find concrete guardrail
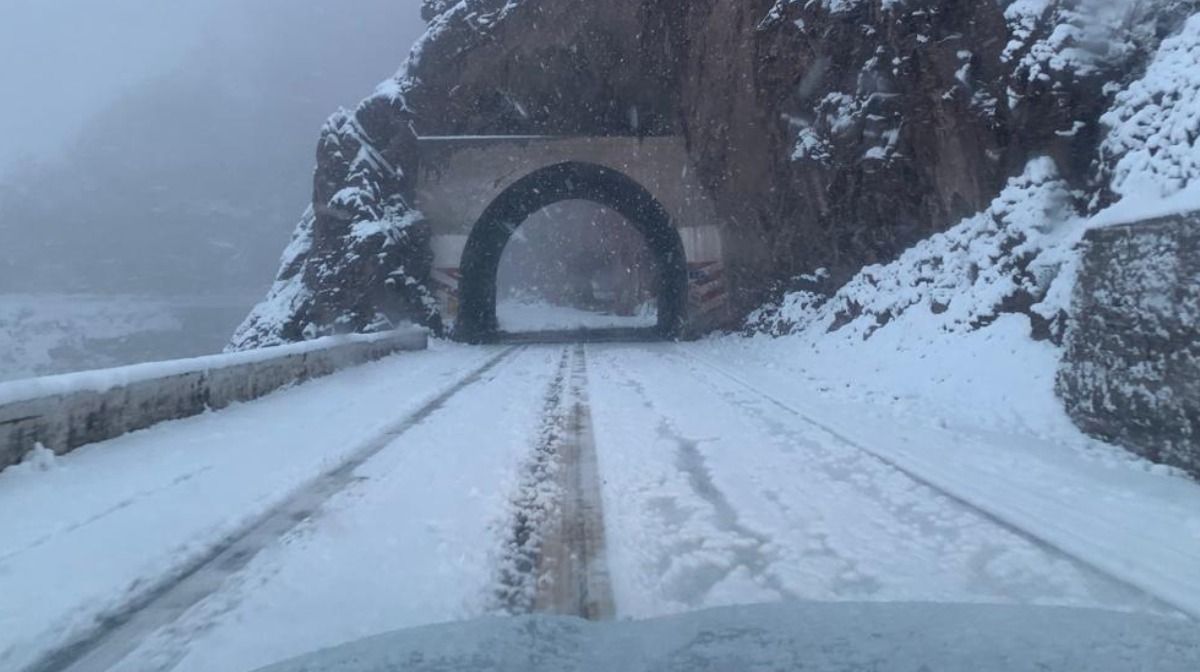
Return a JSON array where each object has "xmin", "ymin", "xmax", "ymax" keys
[{"xmin": 0, "ymin": 329, "xmax": 428, "ymax": 473}]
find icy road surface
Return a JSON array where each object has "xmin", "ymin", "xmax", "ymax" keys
[{"xmin": 0, "ymin": 343, "xmax": 1196, "ymax": 672}]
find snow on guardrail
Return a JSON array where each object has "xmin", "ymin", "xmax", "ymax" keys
[{"xmin": 0, "ymin": 329, "xmax": 428, "ymax": 473}]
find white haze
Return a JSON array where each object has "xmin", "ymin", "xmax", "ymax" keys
[
  {"xmin": 0, "ymin": 0, "xmax": 237, "ymax": 169},
  {"xmin": 0, "ymin": 0, "xmax": 426, "ymax": 298}
]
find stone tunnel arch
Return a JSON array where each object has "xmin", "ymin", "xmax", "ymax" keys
[{"xmin": 455, "ymin": 161, "xmax": 689, "ymax": 343}]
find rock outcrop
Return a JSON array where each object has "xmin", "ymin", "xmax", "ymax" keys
[
  {"xmin": 233, "ymin": 0, "xmax": 1193, "ymax": 348},
  {"xmin": 230, "ymin": 89, "xmax": 439, "ymax": 348}
]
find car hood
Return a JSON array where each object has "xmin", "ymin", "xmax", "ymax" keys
[{"xmin": 256, "ymin": 602, "xmax": 1199, "ymax": 672}]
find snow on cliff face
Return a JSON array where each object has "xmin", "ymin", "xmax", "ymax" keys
[
  {"xmin": 735, "ymin": 165, "xmax": 1091, "ymax": 440},
  {"xmin": 753, "ymin": 1, "xmax": 1200, "ymax": 344},
  {"xmin": 236, "ymin": 0, "xmax": 1198, "ymax": 351},
  {"xmin": 746, "ymin": 4, "xmax": 1200, "ymax": 440},
  {"xmin": 747, "ymin": 158, "xmax": 1083, "ymax": 343},
  {"xmin": 229, "ymin": 78, "xmax": 439, "ymax": 350},
  {"xmin": 1002, "ymin": 0, "xmax": 1142, "ymax": 82},
  {"xmin": 1002, "ymin": 0, "xmax": 1200, "ymax": 81},
  {"xmin": 1096, "ymin": 12, "xmax": 1200, "ymax": 220},
  {"xmin": 228, "ymin": 209, "xmax": 318, "ymax": 350}
]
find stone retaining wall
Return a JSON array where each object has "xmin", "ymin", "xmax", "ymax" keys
[
  {"xmin": 0, "ymin": 329, "xmax": 428, "ymax": 473},
  {"xmin": 1058, "ymin": 213, "xmax": 1199, "ymax": 478}
]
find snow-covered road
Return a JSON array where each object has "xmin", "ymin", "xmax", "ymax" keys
[{"xmin": 1, "ymin": 342, "xmax": 1196, "ymax": 672}]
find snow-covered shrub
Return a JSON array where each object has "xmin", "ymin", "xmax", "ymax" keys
[{"xmin": 1003, "ymin": 0, "xmax": 1136, "ymax": 81}]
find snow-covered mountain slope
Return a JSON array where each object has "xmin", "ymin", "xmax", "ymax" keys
[
  {"xmin": 0, "ymin": 295, "xmax": 251, "ymax": 382},
  {"xmin": 746, "ymin": 8, "xmax": 1200, "ymax": 473},
  {"xmin": 740, "ymin": 161, "xmax": 1090, "ymax": 441}
]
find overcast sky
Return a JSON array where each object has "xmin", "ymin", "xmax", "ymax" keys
[
  {"xmin": 0, "ymin": 0, "xmax": 428, "ymax": 299},
  {"xmin": 0, "ymin": 0, "xmax": 233, "ymax": 169},
  {"xmin": 0, "ymin": 0, "xmax": 423, "ymax": 173}
]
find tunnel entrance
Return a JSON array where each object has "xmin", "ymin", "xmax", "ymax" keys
[
  {"xmin": 455, "ymin": 162, "xmax": 689, "ymax": 343},
  {"xmin": 496, "ymin": 200, "xmax": 661, "ymax": 335}
]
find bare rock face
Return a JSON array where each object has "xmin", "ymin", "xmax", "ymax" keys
[
  {"xmin": 681, "ymin": 1, "xmax": 1022, "ymax": 302},
  {"xmin": 406, "ymin": 2, "xmax": 681, "ymax": 137},
  {"xmin": 233, "ymin": 0, "xmax": 1183, "ymax": 348}
]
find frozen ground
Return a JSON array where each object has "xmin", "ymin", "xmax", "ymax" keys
[
  {"xmin": 496, "ymin": 298, "xmax": 656, "ymax": 332},
  {"xmin": 0, "ymin": 294, "xmax": 253, "ymax": 382},
  {"xmin": 0, "ymin": 341, "xmax": 1196, "ymax": 672}
]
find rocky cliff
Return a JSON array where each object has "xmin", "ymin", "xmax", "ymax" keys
[{"xmin": 232, "ymin": 0, "xmax": 1195, "ymax": 348}]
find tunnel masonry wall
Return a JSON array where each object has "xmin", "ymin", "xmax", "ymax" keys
[
  {"xmin": 1058, "ymin": 213, "xmax": 1200, "ymax": 479},
  {"xmin": 0, "ymin": 329, "xmax": 428, "ymax": 474},
  {"xmin": 415, "ymin": 136, "xmax": 722, "ymax": 236},
  {"xmin": 414, "ymin": 136, "xmax": 733, "ymax": 335}
]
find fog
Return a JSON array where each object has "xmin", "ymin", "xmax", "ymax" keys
[
  {"xmin": 495, "ymin": 202, "xmax": 660, "ymax": 333},
  {"xmin": 0, "ymin": 0, "xmax": 660, "ymax": 376},
  {"xmin": 498, "ymin": 203, "xmax": 659, "ymax": 312},
  {"xmin": 0, "ymin": 0, "xmax": 426, "ymax": 298},
  {"xmin": 0, "ymin": 0, "xmax": 427, "ymax": 378},
  {"xmin": 0, "ymin": 0, "xmax": 236, "ymax": 168}
]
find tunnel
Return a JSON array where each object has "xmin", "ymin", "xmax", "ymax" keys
[{"xmin": 455, "ymin": 161, "xmax": 689, "ymax": 343}]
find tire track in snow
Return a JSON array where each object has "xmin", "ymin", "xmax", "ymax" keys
[
  {"xmin": 29, "ymin": 346, "xmax": 523, "ymax": 672},
  {"xmin": 493, "ymin": 347, "xmax": 572, "ymax": 613},
  {"xmin": 494, "ymin": 344, "xmax": 615, "ymax": 620},
  {"xmin": 677, "ymin": 348, "xmax": 1191, "ymax": 619},
  {"xmin": 669, "ymin": 430, "xmax": 800, "ymax": 602},
  {"xmin": 597, "ymin": 349, "xmax": 798, "ymax": 608}
]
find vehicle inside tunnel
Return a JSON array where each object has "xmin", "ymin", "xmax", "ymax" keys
[{"xmin": 454, "ymin": 162, "xmax": 689, "ymax": 343}]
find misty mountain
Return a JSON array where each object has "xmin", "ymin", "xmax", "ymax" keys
[{"xmin": 0, "ymin": 0, "xmax": 424, "ymax": 297}]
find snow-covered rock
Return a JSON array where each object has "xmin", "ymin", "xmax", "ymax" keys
[
  {"xmin": 1097, "ymin": 11, "xmax": 1200, "ymax": 210},
  {"xmin": 747, "ymin": 158, "xmax": 1084, "ymax": 344},
  {"xmin": 229, "ymin": 95, "xmax": 440, "ymax": 350},
  {"xmin": 749, "ymin": 4, "xmax": 1200, "ymax": 475}
]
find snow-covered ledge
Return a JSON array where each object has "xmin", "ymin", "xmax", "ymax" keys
[
  {"xmin": 0, "ymin": 329, "xmax": 428, "ymax": 473},
  {"xmin": 1059, "ymin": 212, "xmax": 1199, "ymax": 479}
]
